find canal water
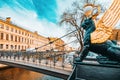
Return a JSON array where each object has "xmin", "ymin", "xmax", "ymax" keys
[{"xmin": 0, "ymin": 68, "xmax": 63, "ymax": 80}]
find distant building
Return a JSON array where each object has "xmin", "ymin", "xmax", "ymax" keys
[
  {"xmin": 64, "ymin": 45, "xmax": 73, "ymax": 51},
  {"xmin": 48, "ymin": 37, "xmax": 65, "ymax": 51},
  {"xmin": 0, "ymin": 17, "xmax": 50, "ymax": 51},
  {"xmin": 0, "ymin": 17, "xmax": 70, "ymax": 51}
]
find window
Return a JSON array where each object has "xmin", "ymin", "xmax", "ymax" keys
[
  {"xmin": 6, "ymin": 45, "xmax": 8, "ymax": 49},
  {"xmin": 22, "ymin": 46, "xmax": 24, "ymax": 50},
  {"xmin": 6, "ymin": 26, "xmax": 9, "ymax": 30},
  {"xmin": 22, "ymin": 38, "xmax": 24, "ymax": 42},
  {"xmin": 25, "ymin": 38, "xmax": 26, "ymax": 43},
  {"xmin": 6, "ymin": 34, "xmax": 9, "ymax": 40},
  {"xmin": 11, "ymin": 28, "xmax": 13, "ymax": 32},
  {"xmin": 15, "ymin": 29, "xmax": 17, "ymax": 33},
  {"xmin": 15, "ymin": 45, "xmax": 17, "ymax": 49},
  {"xmin": 0, "ymin": 24, "xmax": 4, "ymax": 29},
  {"xmin": 27, "ymin": 39, "xmax": 29, "ymax": 44},
  {"xmin": 1, "ymin": 33, "xmax": 4, "ymax": 39},
  {"xmin": 22, "ymin": 32, "xmax": 24, "ymax": 35},
  {"xmin": 18, "ymin": 45, "xmax": 20, "ymax": 50},
  {"xmin": 0, "ymin": 44, "xmax": 3, "ymax": 49},
  {"xmin": 11, "ymin": 45, "xmax": 14, "ymax": 49},
  {"xmin": 15, "ymin": 36, "xmax": 17, "ymax": 42},
  {"xmin": 19, "ymin": 30, "xmax": 21, "ymax": 34},
  {"xmin": 11, "ymin": 35, "xmax": 13, "ymax": 41},
  {"xmin": 25, "ymin": 33, "xmax": 27, "ymax": 36},
  {"xmin": 19, "ymin": 37, "xmax": 20, "ymax": 42}
]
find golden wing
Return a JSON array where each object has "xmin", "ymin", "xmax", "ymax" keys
[{"xmin": 91, "ymin": 0, "xmax": 120, "ymax": 43}]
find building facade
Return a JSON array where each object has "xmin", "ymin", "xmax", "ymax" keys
[
  {"xmin": 48, "ymin": 37, "xmax": 65, "ymax": 51},
  {"xmin": 0, "ymin": 17, "xmax": 50, "ymax": 51},
  {"xmin": 0, "ymin": 17, "xmax": 84, "ymax": 52}
]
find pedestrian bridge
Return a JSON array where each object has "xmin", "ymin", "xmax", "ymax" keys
[
  {"xmin": 1, "ymin": 51, "xmax": 120, "ymax": 80},
  {"xmin": 0, "ymin": 51, "xmax": 73, "ymax": 79}
]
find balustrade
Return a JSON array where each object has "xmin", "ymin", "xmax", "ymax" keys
[{"xmin": 0, "ymin": 51, "xmax": 73, "ymax": 70}]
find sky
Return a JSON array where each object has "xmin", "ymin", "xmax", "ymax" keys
[
  {"xmin": 0, "ymin": 0, "xmax": 75, "ymax": 38},
  {"xmin": 0, "ymin": 0, "xmax": 119, "ymax": 47}
]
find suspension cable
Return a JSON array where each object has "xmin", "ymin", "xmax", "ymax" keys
[
  {"xmin": 52, "ymin": 39, "xmax": 78, "ymax": 50},
  {"xmin": 35, "ymin": 28, "xmax": 79, "ymax": 50}
]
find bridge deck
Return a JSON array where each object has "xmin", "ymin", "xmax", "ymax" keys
[{"xmin": 0, "ymin": 57, "xmax": 72, "ymax": 79}]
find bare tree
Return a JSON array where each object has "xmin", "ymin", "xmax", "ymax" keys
[
  {"xmin": 60, "ymin": 0, "xmax": 104, "ymax": 51},
  {"xmin": 60, "ymin": 11, "xmax": 84, "ymax": 51}
]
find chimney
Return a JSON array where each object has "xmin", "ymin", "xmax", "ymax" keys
[{"xmin": 6, "ymin": 17, "xmax": 11, "ymax": 23}]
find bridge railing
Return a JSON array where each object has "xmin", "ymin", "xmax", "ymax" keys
[{"xmin": 0, "ymin": 50, "xmax": 73, "ymax": 71}]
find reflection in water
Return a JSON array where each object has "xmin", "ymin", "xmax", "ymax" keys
[{"xmin": 0, "ymin": 68, "xmax": 63, "ymax": 80}]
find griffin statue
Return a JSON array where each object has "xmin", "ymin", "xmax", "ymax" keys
[{"xmin": 76, "ymin": 0, "xmax": 120, "ymax": 64}]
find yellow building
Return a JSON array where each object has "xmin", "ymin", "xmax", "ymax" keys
[
  {"xmin": 0, "ymin": 17, "xmax": 50, "ymax": 51},
  {"xmin": 48, "ymin": 37, "xmax": 65, "ymax": 51}
]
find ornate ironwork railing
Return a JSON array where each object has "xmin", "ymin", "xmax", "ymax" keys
[{"xmin": 0, "ymin": 50, "xmax": 74, "ymax": 71}]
